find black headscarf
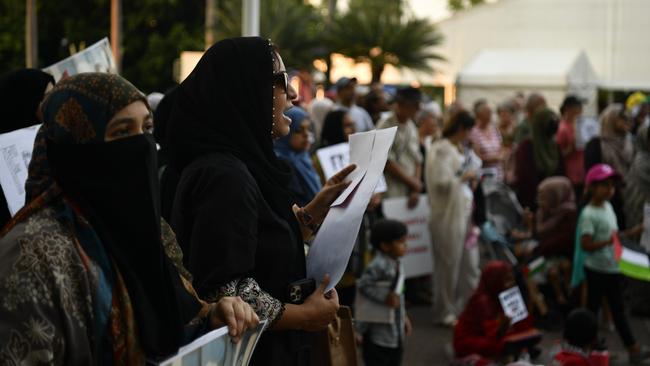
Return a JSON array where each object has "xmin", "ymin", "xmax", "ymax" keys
[
  {"xmin": 320, "ymin": 110, "xmax": 347, "ymax": 147},
  {"xmin": 0, "ymin": 68, "xmax": 54, "ymax": 133},
  {"xmin": 153, "ymin": 86, "xmax": 178, "ymax": 169},
  {"xmin": 164, "ymin": 37, "xmax": 295, "ymax": 225},
  {"xmin": 39, "ymin": 73, "xmax": 199, "ymax": 358},
  {"xmin": 0, "ymin": 69, "xmax": 54, "ymax": 228}
]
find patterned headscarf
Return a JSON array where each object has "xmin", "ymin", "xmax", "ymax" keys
[{"xmin": 25, "ymin": 74, "xmax": 145, "ymax": 201}]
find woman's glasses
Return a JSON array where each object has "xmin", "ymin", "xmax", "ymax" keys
[{"xmin": 273, "ymin": 71, "xmax": 289, "ymax": 94}]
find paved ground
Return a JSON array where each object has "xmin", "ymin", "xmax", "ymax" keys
[{"xmin": 395, "ymin": 305, "xmax": 650, "ymax": 365}]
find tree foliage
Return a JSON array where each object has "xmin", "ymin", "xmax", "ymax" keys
[
  {"xmin": 213, "ymin": 0, "xmax": 326, "ymax": 71},
  {"xmin": 448, "ymin": 0, "xmax": 486, "ymax": 12},
  {"xmin": 0, "ymin": 0, "xmax": 203, "ymax": 93},
  {"xmin": 327, "ymin": 0, "xmax": 444, "ymax": 83}
]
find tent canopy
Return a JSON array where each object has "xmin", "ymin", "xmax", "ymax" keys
[{"xmin": 457, "ymin": 49, "xmax": 599, "ymax": 88}]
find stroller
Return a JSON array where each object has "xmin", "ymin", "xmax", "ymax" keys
[{"xmin": 475, "ymin": 177, "xmax": 524, "ymax": 264}]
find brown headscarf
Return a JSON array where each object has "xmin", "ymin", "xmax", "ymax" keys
[
  {"xmin": 600, "ymin": 104, "xmax": 634, "ymax": 176},
  {"xmin": 536, "ymin": 176, "xmax": 576, "ymax": 239}
]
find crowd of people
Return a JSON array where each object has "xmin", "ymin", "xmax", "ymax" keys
[{"xmin": 0, "ymin": 35, "xmax": 649, "ymax": 366}]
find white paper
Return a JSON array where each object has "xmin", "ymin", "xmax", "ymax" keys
[
  {"xmin": 307, "ymin": 127, "xmax": 397, "ymax": 291},
  {"xmin": 42, "ymin": 38, "xmax": 117, "ymax": 81},
  {"xmin": 640, "ymin": 202, "xmax": 650, "ymax": 252},
  {"xmin": 157, "ymin": 320, "xmax": 267, "ymax": 366},
  {"xmin": 381, "ymin": 194, "xmax": 434, "ymax": 278},
  {"xmin": 498, "ymin": 287, "xmax": 529, "ymax": 324},
  {"xmin": 0, "ymin": 125, "xmax": 40, "ymax": 216},
  {"xmin": 354, "ymin": 282, "xmax": 395, "ymax": 324},
  {"xmin": 576, "ymin": 116, "xmax": 600, "ymax": 150},
  {"xmin": 316, "ymin": 142, "xmax": 387, "ymax": 194}
]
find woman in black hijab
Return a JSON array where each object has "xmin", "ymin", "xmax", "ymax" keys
[
  {"xmin": 164, "ymin": 37, "xmax": 354, "ymax": 365},
  {"xmin": 320, "ymin": 109, "xmax": 356, "ymax": 147},
  {"xmin": 0, "ymin": 73, "xmax": 258, "ymax": 364},
  {"xmin": 0, "ymin": 69, "xmax": 55, "ymax": 228}
]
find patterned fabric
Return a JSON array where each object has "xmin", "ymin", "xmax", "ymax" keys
[
  {"xmin": 41, "ymin": 73, "xmax": 145, "ymax": 145},
  {"xmin": 1, "ymin": 73, "xmax": 208, "ymax": 364},
  {"xmin": 469, "ymin": 124, "xmax": 503, "ymax": 181},
  {"xmin": 212, "ymin": 278, "xmax": 284, "ymax": 329}
]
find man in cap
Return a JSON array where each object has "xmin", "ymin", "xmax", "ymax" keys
[
  {"xmin": 377, "ymin": 87, "xmax": 424, "ymax": 208},
  {"xmin": 334, "ymin": 77, "xmax": 375, "ymax": 133}
]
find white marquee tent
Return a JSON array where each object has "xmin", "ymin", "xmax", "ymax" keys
[
  {"xmin": 431, "ymin": 0, "xmax": 650, "ymax": 102},
  {"xmin": 456, "ymin": 49, "xmax": 599, "ymax": 115}
]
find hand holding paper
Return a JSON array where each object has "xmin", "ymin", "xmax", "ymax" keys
[
  {"xmin": 304, "ymin": 164, "xmax": 356, "ymax": 223},
  {"xmin": 307, "ymin": 127, "xmax": 397, "ymax": 291}
]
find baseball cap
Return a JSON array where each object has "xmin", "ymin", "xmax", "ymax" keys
[
  {"xmin": 585, "ymin": 163, "xmax": 620, "ymax": 187},
  {"xmin": 560, "ymin": 95, "xmax": 585, "ymax": 113},
  {"xmin": 335, "ymin": 77, "xmax": 357, "ymax": 91}
]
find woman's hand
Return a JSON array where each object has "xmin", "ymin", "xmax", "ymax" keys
[
  {"xmin": 301, "ymin": 274, "xmax": 340, "ymax": 331},
  {"xmin": 210, "ymin": 296, "xmax": 260, "ymax": 343},
  {"xmin": 496, "ymin": 314, "xmax": 512, "ymax": 337},
  {"xmin": 304, "ymin": 164, "xmax": 356, "ymax": 223},
  {"xmin": 461, "ymin": 169, "xmax": 477, "ymax": 182},
  {"xmin": 385, "ymin": 293, "xmax": 400, "ymax": 309},
  {"xmin": 407, "ymin": 191, "xmax": 419, "ymax": 209},
  {"xmin": 405, "ymin": 315, "xmax": 413, "ymax": 336}
]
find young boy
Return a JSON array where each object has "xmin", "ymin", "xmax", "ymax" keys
[
  {"xmin": 552, "ymin": 309, "xmax": 598, "ymax": 366},
  {"xmin": 357, "ymin": 219, "xmax": 412, "ymax": 366}
]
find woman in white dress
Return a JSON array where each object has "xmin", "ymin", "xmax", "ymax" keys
[{"xmin": 425, "ymin": 110, "xmax": 481, "ymax": 327}]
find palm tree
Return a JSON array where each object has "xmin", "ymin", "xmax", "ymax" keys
[
  {"xmin": 327, "ymin": 0, "xmax": 444, "ymax": 83},
  {"xmin": 213, "ymin": 0, "xmax": 326, "ymax": 71}
]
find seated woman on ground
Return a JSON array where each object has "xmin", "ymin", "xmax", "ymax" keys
[{"xmin": 453, "ymin": 261, "xmax": 540, "ymax": 364}]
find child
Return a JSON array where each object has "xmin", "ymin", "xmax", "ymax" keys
[
  {"xmin": 357, "ymin": 219, "xmax": 412, "ymax": 366},
  {"xmin": 571, "ymin": 164, "xmax": 649, "ymax": 364},
  {"xmin": 552, "ymin": 309, "xmax": 598, "ymax": 366}
]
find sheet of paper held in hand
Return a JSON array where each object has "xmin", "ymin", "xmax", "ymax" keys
[
  {"xmin": 307, "ymin": 127, "xmax": 397, "ymax": 291},
  {"xmin": 316, "ymin": 142, "xmax": 388, "ymax": 193},
  {"xmin": 157, "ymin": 320, "xmax": 267, "ymax": 366},
  {"xmin": 0, "ymin": 124, "xmax": 40, "ymax": 216},
  {"xmin": 498, "ymin": 286, "xmax": 529, "ymax": 324}
]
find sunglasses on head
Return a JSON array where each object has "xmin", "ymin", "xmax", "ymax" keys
[{"xmin": 273, "ymin": 71, "xmax": 289, "ymax": 94}]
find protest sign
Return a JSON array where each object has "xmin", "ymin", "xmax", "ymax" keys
[
  {"xmin": 158, "ymin": 321, "xmax": 266, "ymax": 366},
  {"xmin": 640, "ymin": 202, "xmax": 650, "ymax": 252},
  {"xmin": 316, "ymin": 142, "xmax": 387, "ymax": 193},
  {"xmin": 498, "ymin": 286, "xmax": 528, "ymax": 324},
  {"xmin": 0, "ymin": 125, "xmax": 40, "ymax": 215},
  {"xmin": 42, "ymin": 38, "xmax": 116, "ymax": 81},
  {"xmin": 382, "ymin": 194, "xmax": 434, "ymax": 278}
]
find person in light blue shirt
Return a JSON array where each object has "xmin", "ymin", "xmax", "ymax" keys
[{"xmin": 571, "ymin": 163, "xmax": 649, "ymax": 364}]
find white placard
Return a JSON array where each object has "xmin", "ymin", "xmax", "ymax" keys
[
  {"xmin": 157, "ymin": 320, "xmax": 267, "ymax": 366},
  {"xmin": 381, "ymin": 194, "xmax": 434, "ymax": 278},
  {"xmin": 42, "ymin": 38, "xmax": 117, "ymax": 81},
  {"xmin": 576, "ymin": 116, "xmax": 600, "ymax": 150},
  {"xmin": 0, "ymin": 125, "xmax": 40, "ymax": 215},
  {"xmin": 640, "ymin": 202, "xmax": 650, "ymax": 252},
  {"xmin": 354, "ymin": 282, "xmax": 395, "ymax": 324},
  {"xmin": 316, "ymin": 142, "xmax": 387, "ymax": 193},
  {"xmin": 498, "ymin": 287, "xmax": 529, "ymax": 324},
  {"xmin": 307, "ymin": 128, "xmax": 397, "ymax": 291}
]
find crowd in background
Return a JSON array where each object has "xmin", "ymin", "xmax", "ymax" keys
[{"xmin": 0, "ymin": 35, "xmax": 649, "ymax": 366}]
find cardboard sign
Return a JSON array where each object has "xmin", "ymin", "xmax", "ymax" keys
[
  {"xmin": 382, "ymin": 194, "xmax": 434, "ymax": 278},
  {"xmin": 0, "ymin": 125, "xmax": 40, "ymax": 215},
  {"xmin": 498, "ymin": 286, "xmax": 528, "ymax": 324},
  {"xmin": 316, "ymin": 142, "xmax": 387, "ymax": 193},
  {"xmin": 42, "ymin": 38, "xmax": 117, "ymax": 81},
  {"xmin": 157, "ymin": 321, "xmax": 266, "ymax": 366}
]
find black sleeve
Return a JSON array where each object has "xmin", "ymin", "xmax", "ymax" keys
[
  {"xmin": 172, "ymin": 159, "xmax": 260, "ymax": 298},
  {"xmin": 584, "ymin": 137, "xmax": 601, "ymax": 172}
]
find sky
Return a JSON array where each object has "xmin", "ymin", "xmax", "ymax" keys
[{"xmin": 408, "ymin": 0, "xmax": 452, "ymax": 22}]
